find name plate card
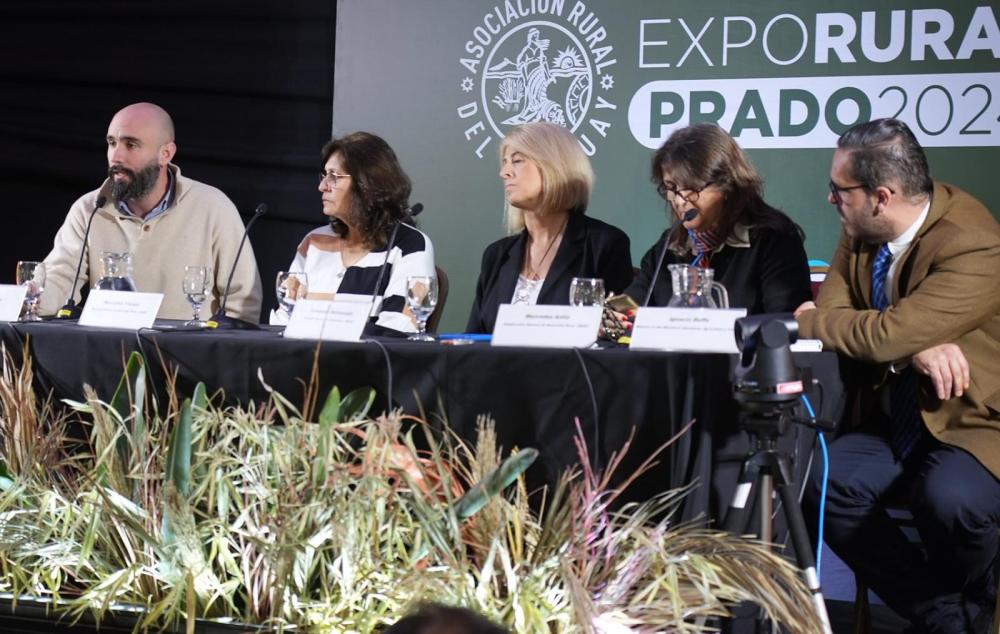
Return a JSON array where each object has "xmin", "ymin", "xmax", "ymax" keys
[
  {"xmin": 282, "ymin": 299, "xmax": 369, "ymax": 342},
  {"xmin": 79, "ymin": 290, "xmax": 163, "ymax": 330},
  {"xmin": 630, "ymin": 307, "xmax": 748, "ymax": 353},
  {"xmin": 0, "ymin": 285, "xmax": 27, "ymax": 322},
  {"xmin": 491, "ymin": 304, "xmax": 601, "ymax": 348}
]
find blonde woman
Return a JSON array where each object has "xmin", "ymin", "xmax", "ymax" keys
[{"xmin": 466, "ymin": 122, "xmax": 632, "ymax": 333}]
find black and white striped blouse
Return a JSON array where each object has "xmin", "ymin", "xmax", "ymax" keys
[{"xmin": 270, "ymin": 223, "xmax": 435, "ymax": 332}]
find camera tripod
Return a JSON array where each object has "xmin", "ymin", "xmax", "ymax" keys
[{"xmin": 722, "ymin": 406, "xmax": 833, "ymax": 634}]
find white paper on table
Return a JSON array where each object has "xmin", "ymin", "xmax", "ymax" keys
[
  {"xmin": 79, "ymin": 290, "xmax": 163, "ymax": 330},
  {"xmin": 282, "ymin": 298, "xmax": 369, "ymax": 342},
  {"xmin": 629, "ymin": 307, "xmax": 748, "ymax": 353},
  {"xmin": 491, "ymin": 304, "xmax": 601, "ymax": 348},
  {"xmin": 0, "ymin": 285, "xmax": 28, "ymax": 322}
]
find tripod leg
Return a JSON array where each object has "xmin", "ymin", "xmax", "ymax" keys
[
  {"xmin": 723, "ymin": 457, "xmax": 761, "ymax": 534},
  {"xmin": 776, "ymin": 480, "xmax": 833, "ymax": 634},
  {"xmin": 758, "ymin": 473, "xmax": 773, "ymax": 544}
]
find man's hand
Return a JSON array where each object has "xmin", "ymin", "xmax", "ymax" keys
[
  {"xmin": 911, "ymin": 343, "xmax": 970, "ymax": 400},
  {"xmin": 794, "ymin": 301, "xmax": 816, "ymax": 317}
]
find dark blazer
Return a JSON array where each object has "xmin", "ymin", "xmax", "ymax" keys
[
  {"xmin": 624, "ymin": 220, "xmax": 811, "ymax": 314},
  {"xmin": 466, "ymin": 213, "xmax": 633, "ymax": 333}
]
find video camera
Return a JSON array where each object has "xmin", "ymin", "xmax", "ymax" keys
[{"xmin": 732, "ymin": 313, "xmax": 804, "ymax": 409}]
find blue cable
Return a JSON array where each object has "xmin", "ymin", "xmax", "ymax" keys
[{"xmin": 800, "ymin": 393, "xmax": 829, "ymax": 576}]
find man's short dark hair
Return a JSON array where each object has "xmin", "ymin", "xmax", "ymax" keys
[
  {"xmin": 836, "ymin": 118, "xmax": 933, "ymax": 199},
  {"xmin": 382, "ymin": 603, "xmax": 509, "ymax": 634}
]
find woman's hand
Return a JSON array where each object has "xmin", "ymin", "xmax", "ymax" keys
[{"xmin": 599, "ymin": 308, "xmax": 634, "ymax": 340}]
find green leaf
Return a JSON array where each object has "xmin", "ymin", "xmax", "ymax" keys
[
  {"xmin": 454, "ymin": 448, "xmax": 538, "ymax": 519},
  {"xmin": 189, "ymin": 382, "xmax": 209, "ymax": 487},
  {"xmin": 317, "ymin": 386, "xmax": 342, "ymax": 426},
  {"xmin": 167, "ymin": 397, "xmax": 194, "ymax": 497},
  {"xmin": 109, "ymin": 352, "xmax": 144, "ymax": 421},
  {"xmin": 0, "ymin": 460, "xmax": 13, "ymax": 491},
  {"xmin": 130, "ymin": 361, "xmax": 147, "ymax": 492},
  {"xmin": 110, "ymin": 352, "xmax": 145, "ymax": 469},
  {"xmin": 340, "ymin": 387, "xmax": 376, "ymax": 421},
  {"xmin": 191, "ymin": 382, "xmax": 207, "ymax": 412}
]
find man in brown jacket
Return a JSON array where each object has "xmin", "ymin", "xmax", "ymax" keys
[{"xmin": 796, "ymin": 118, "xmax": 1000, "ymax": 633}]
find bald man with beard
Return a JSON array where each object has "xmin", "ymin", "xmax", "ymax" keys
[{"xmin": 40, "ymin": 102, "xmax": 262, "ymax": 322}]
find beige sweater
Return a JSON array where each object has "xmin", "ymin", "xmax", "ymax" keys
[{"xmin": 40, "ymin": 165, "xmax": 263, "ymax": 322}]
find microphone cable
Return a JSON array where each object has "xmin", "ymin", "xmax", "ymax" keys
[
  {"xmin": 572, "ymin": 347, "xmax": 603, "ymax": 474},
  {"xmin": 364, "ymin": 337, "xmax": 395, "ymax": 415}
]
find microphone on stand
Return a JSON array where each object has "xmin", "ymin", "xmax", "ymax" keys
[
  {"xmin": 205, "ymin": 203, "xmax": 268, "ymax": 330},
  {"xmin": 642, "ymin": 208, "xmax": 698, "ymax": 307},
  {"xmin": 365, "ymin": 203, "xmax": 424, "ymax": 325},
  {"xmin": 57, "ymin": 195, "xmax": 108, "ymax": 319}
]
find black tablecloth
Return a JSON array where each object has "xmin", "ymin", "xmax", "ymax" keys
[{"xmin": 0, "ymin": 321, "xmax": 844, "ymax": 524}]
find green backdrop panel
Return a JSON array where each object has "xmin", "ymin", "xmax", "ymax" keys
[{"xmin": 333, "ymin": 0, "xmax": 1000, "ymax": 332}]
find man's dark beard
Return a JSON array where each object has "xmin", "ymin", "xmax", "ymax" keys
[{"xmin": 108, "ymin": 161, "xmax": 161, "ymax": 203}]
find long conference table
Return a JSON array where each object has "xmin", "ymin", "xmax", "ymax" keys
[{"xmin": 0, "ymin": 320, "xmax": 844, "ymax": 524}]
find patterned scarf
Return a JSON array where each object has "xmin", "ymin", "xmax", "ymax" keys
[{"xmin": 687, "ymin": 228, "xmax": 724, "ymax": 268}]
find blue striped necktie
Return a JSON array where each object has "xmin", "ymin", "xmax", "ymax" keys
[{"xmin": 871, "ymin": 244, "xmax": 922, "ymax": 459}]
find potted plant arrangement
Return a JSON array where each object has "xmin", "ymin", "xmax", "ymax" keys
[{"xmin": 0, "ymin": 348, "xmax": 824, "ymax": 633}]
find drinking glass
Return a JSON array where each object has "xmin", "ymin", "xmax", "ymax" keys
[
  {"xmin": 182, "ymin": 266, "xmax": 212, "ymax": 326},
  {"xmin": 569, "ymin": 277, "xmax": 605, "ymax": 307},
  {"xmin": 276, "ymin": 271, "xmax": 308, "ymax": 317},
  {"xmin": 406, "ymin": 275, "xmax": 438, "ymax": 341},
  {"xmin": 16, "ymin": 261, "xmax": 46, "ymax": 321}
]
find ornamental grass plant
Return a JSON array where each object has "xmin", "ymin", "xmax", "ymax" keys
[{"xmin": 0, "ymin": 345, "xmax": 824, "ymax": 633}]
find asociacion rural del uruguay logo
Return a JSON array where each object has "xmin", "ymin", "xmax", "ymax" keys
[{"xmin": 456, "ymin": 1, "xmax": 618, "ymax": 158}]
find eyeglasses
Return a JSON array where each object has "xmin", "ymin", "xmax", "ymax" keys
[
  {"xmin": 828, "ymin": 181, "xmax": 869, "ymax": 205},
  {"xmin": 657, "ymin": 181, "xmax": 712, "ymax": 205},
  {"xmin": 828, "ymin": 181, "xmax": 896, "ymax": 205},
  {"xmin": 319, "ymin": 170, "xmax": 351, "ymax": 187}
]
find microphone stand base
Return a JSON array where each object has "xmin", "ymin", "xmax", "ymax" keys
[
  {"xmin": 205, "ymin": 313, "xmax": 260, "ymax": 331},
  {"xmin": 56, "ymin": 304, "xmax": 82, "ymax": 320}
]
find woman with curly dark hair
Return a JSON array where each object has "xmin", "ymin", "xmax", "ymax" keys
[{"xmin": 270, "ymin": 131, "xmax": 435, "ymax": 332}]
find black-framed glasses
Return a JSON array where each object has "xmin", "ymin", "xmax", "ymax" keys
[
  {"xmin": 828, "ymin": 180, "xmax": 869, "ymax": 204},
  {"xmin": 657, "ymin": 181, "xmax": 712, "ymax": 205},
  {"xmin": 319, "ymin": 171, "xmax": 351, "ymax": 187}
]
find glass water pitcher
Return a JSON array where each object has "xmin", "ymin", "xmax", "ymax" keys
[
  {"xmin": 94, "ymin": 251, "xmax": 137, "ymax": 291},
  {"xmin": 667, "ymin": 264, "xmax": 729, "ymax": 308}
]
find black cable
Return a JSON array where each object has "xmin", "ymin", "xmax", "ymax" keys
[
  {"xmin": 815, "ymin": 378, "xmax": 826, "ymax": 422},
  {"xmin": 571, "ymin": 347, "xmax": 602, "ymax": 473},
  {"xmin": 364, "ymin": 338, "xmax": 394, "ymax": 414},
  {"xmin": 798, "ymin": 374, "xmax": 827, "ymax": 505},
  {"xmin": 134, "ymin": 327, "xmax": 155, "ymax": 370}
]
